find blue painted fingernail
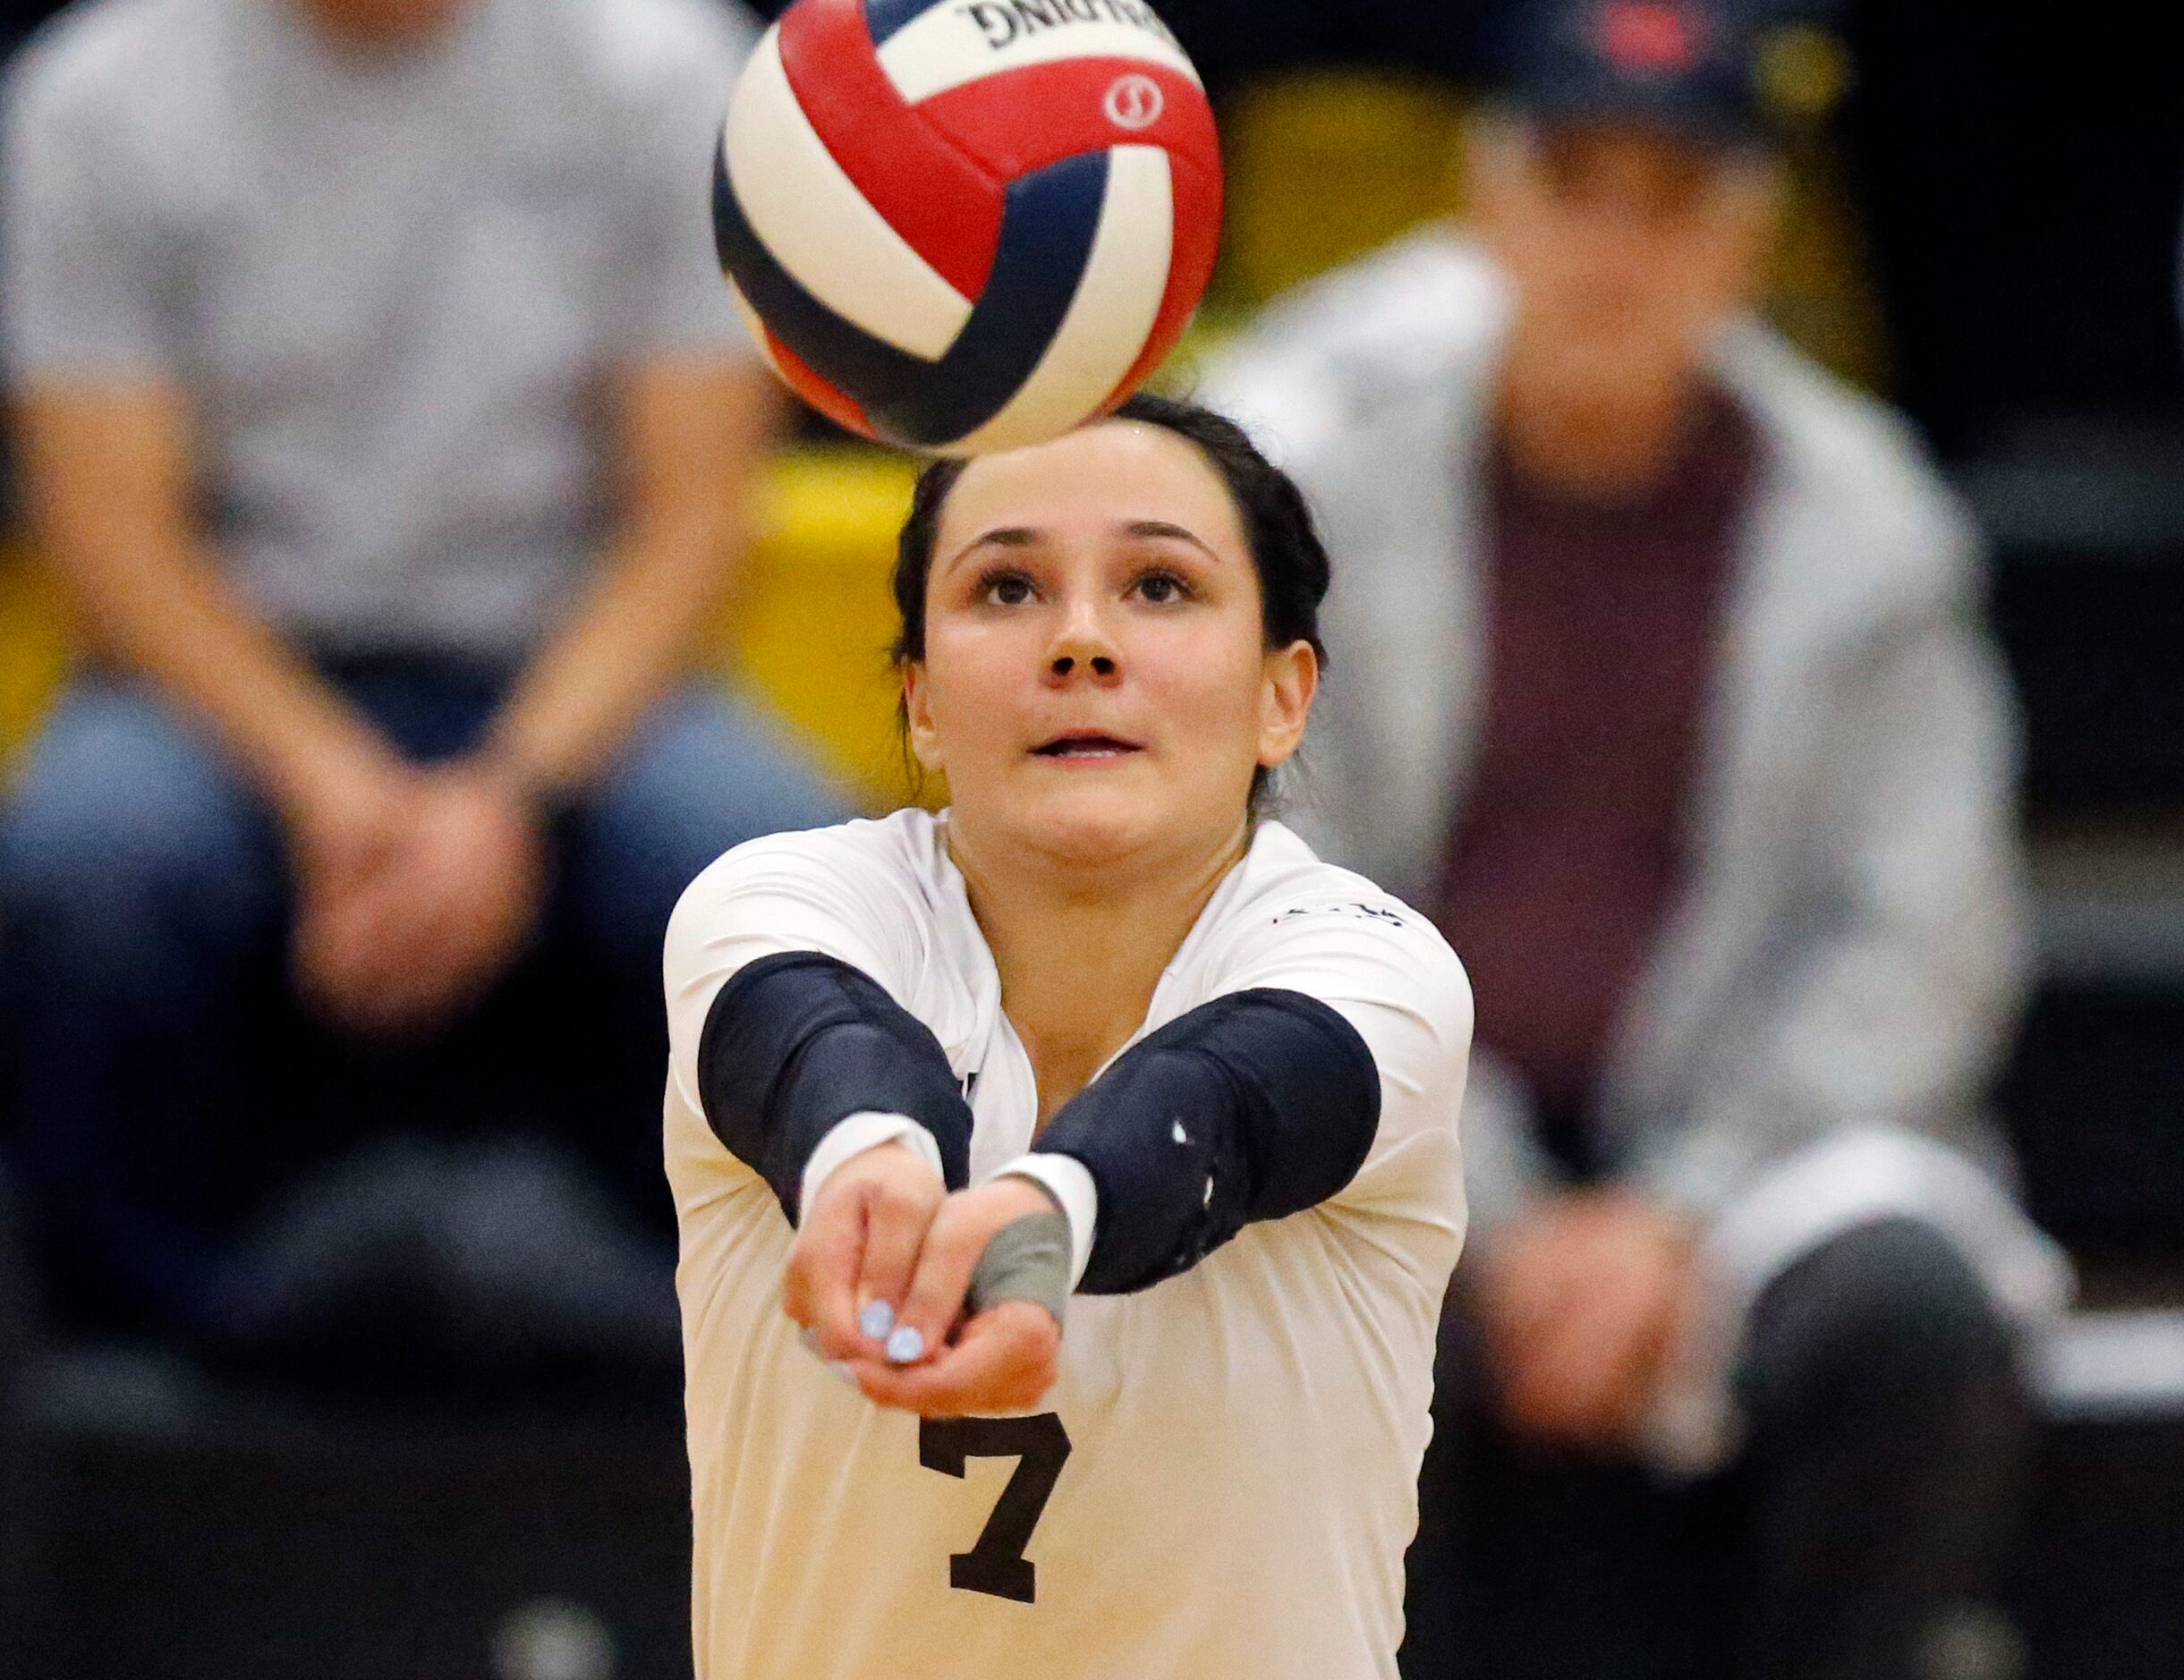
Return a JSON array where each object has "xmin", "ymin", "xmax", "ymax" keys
[
  {"xmin": 885, "ymin": 1325, "xmax": 925, "ymax": 1364},
  {"xmin": 859, "ymin": 1301, "xmax": 896, "ymax": 1341},
  {"xmin": 827, "ymin": 1361, "xmax": 860, "ymax": 1388},
  {"xmin": 798, "ymin": 1327, "xmax": 821, "ymax": 1356}
]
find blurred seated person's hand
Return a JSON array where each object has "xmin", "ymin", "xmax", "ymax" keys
[
  {"xmin": 1478, "ymin": 1189, "xmax": 1697, "ymax": 1450},
  {"xmin": 292, "ymin": 752, "xmax": 547, "ymax": 1039}
]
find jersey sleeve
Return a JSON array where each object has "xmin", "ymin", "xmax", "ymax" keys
[
  {"xmin": 663, "ymin": 830, "xmax": 926, "ymax": 1146},
  {"xmin": 1212, "ymin": 884, "xmax": 1474, "ymax": 1229},
  {"xmin": 1, "ymin": 29, "xmax": 174, "ymax": 382},
  {"xmin": 1033, "ymin": 872, "xmax": 1473, "ymax": 1294}
]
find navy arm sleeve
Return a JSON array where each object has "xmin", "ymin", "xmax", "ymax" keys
[
  {"xmin": 695, "ymin": 951, "xmax": 973, "ymax": 1225},
  {"xmin": 1038, "ymin": 988, "xmax": 1381, "ymax": 1295}
]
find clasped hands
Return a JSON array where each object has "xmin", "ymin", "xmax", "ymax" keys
[
  {"xmin": 287, "ymin": 745, "xmax": 547, "ymax": 1039},
  {"xmin": 1476, "ymin": 1190, "xmax": 1699, "ymax": 1450},
  {"xmin": 785, "ymin": 1141, "xmax": 1064, "ymax": 1418}
]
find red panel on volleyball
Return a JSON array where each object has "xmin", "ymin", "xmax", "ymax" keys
[
  {"xmin": 776, "ymin": 0, "xmax": 1007, "ymax": 302},
  {"xmin": 912, "ymin": 59, "xmax": 1218, "ymax": 184}
]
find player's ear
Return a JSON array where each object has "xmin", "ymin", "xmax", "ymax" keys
[
  {"xmin": 902, "ymin": 659, "xmax": 946, "ymax": 773},
  {"xmin": 1256, "ymin": 641, "xmax": 1317, "ymax": 770}
]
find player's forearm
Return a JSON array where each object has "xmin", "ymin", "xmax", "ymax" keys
[
  {"xmin": 15, "ymin": 383, "xmax": 395, "ymax": 814},
  {"xmin": 1040, "ymin": 988, "xmax": 1383, "ymax": 1294},
  {"xmin": 72, "ymin": 536, "xmax": 395, "ymax": 808},
  {"xmin": 31, "ymin": 510, "xmax": 393, "ymax": 819},
  {"xmin": 482, "ymin": 358, "xmax": 780, "ymax": 802},
  {"xmin": 480, "ymin": 512, "xmax": 740, "ymax": 802},
  {"xmin": 698, "ymin": 951, "xmax": 974, "ymax": 1222}
]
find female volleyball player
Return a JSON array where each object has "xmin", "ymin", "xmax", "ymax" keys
[{"xmin": 664, "ymin": 395, "xmax": 1472, "ymax": 1678}]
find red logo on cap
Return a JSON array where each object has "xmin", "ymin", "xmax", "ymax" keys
[{"xmin": 1595, "ymin": 2, "xmax": 1704, "ymax": 72}]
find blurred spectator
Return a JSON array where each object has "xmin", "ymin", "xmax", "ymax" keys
[
  {"xmin": 1208, "ymin": 3, "xmax": 2070, "ymax": 1676},
  {"xmin": 0, "ymin": 0, "xmax": 843, "ymax": 1372}
]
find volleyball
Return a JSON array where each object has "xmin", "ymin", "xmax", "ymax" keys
[{"xmin": 712, "ymin": 0, "xmax": 1223, "ymax": 455}]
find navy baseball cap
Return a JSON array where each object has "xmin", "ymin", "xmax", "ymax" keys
[{"xmin": 1494, "ymin": 0, "xmax": 1807, "ymax": 146}]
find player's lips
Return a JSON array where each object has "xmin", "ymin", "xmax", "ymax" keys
[{"xmin": 1030, "ymin": 733, "xmax": 1143, "ymax": 760}]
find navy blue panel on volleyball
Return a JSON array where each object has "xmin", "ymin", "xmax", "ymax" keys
[
  {"xmin": 862, "ymin": 0, "xmax": 953, "ymax": 46},
  {"xmin": 711, "ymin": 147, "xmax": 932, "ymax": 412},
  {"xmin": 871, "ymin": 149, "xmax": 1112, "ymax": 448}
]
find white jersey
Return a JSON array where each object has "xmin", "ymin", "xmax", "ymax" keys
[{"xmin": 665, "ymin": 810, "xmax": 1472, "ymax": 1680}]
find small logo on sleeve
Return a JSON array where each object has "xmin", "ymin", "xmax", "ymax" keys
[{"xmin": 1273, "ymin": 901, "xmax": 1412, "ymax": 929}]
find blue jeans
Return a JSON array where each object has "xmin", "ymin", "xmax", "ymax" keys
[{"xmin": 0, "ymin": 665, "xmax": 847, "ymax": 1336}]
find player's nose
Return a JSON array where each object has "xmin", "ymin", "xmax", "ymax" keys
[{"xmin": 1044, "ymin": 598, "xmax": 1121, "ymax": 683}]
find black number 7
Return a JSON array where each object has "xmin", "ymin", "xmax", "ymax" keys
[{"xmin": 918, "ymin": 1413, "xmax": 1072, "ymax": 1604}]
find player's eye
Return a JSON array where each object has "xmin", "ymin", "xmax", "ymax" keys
[
  {"xmin": 978, "ymin": 568, "xmax": 1038, "ymax": 607},
  {"xmin": 1130, "ymin": 568, "xmax": 1194, "ymax": 606}
]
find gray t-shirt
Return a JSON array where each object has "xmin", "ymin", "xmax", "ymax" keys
[{"xmin": 2, "ymin": 0, "xmax": 758, "ymax": 658}]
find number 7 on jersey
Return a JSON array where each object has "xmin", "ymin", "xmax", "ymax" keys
[{"xmin": 919, "ymin": 1414, "xmax": 1072, "ymax": 1604}]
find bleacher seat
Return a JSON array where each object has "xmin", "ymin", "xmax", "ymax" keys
[
  {"xmin": 1967, "ymin": 437, "xmax": 2184, "ymax": 1259},
  {"xmin": 12, "ymin": 1345, "xmax": 691, "ymax": 1680},
  {"xmin": 1967, "ymin": 433, "xmax": 2184, "ymax": 1676},
  {"xmin": 2018, "ymin": 1312, "xmax": 2184, "ymax": 1680}
]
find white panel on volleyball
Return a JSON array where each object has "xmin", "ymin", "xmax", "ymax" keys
[
  {"xmin": 880, "ymin": 4, "xmax": 1202, "ymax": 105},
  {"xmin": 724, "ymin": 27, "xmax": 973, "ymax": 362},
  {"xmin": 948, "ymin": 145, "xmax": 1174, "ymax": 456}
]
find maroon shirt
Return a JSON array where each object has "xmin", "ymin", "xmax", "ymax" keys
[{"xmin": 1437, "ymin": 391, "xmax": 1758, "ymax": 1161}]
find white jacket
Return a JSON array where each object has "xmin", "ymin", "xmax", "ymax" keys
[{"xmin": 1204, "ymin": 227, "xmax": 2033, "ymax": 1238}]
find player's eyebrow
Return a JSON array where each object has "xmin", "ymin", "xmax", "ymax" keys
[
  {"xmin": 944, "ymin": 519, "xmax": 1220, "ymax": 573},
  {"xmin": 1122, "ymin": 519, "xmax": 1219, "ymax": 563},
  {"xmin": 941, "ymin": 526, "xmax": 1041, "ymax": 571}
]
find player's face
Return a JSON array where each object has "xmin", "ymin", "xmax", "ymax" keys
[
  {"xmin": 1472, "ymin": 119, "xmax": 1777, "ymax": 402},
  {"xmin": 903, "ymin": 420, "xmax": 1316, "ymax": 871}
]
